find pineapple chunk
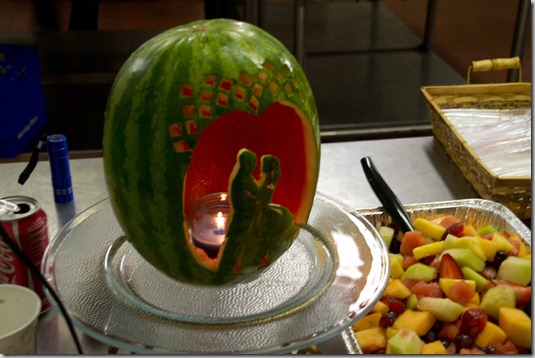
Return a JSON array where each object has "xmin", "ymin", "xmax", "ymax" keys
[
  {"xmin": 466, "ymin": 292, "xmax": 480, "ymax": 308},
  {"xmin": 413, "ymin": 217, "xmax": 446, "ymax": 241},
  {"xmin": 499, "ymin": 307, "xmax": 531, "ymax": 348},
  {"xmin": 352, "ymin": 312, "xmax": 382, "ymax": 332},
  {"xmin": 389, "ymin": 253, "xmax": 404, "ymax": 279},
  {"xmin": 385, "ymin": 327, "xmax": 398, "ymax": 339},
  {"xmin": 444, "ymin": 235, "xmax": 486, "ymax": 261},
  {"xmin": 491, "ymin": 233, "xmax": 514, "ymax": 253},
  {"xmin": 413, "ymin": 241, "xmax": 444, "ymax": 260},
  {"xmin": 474, "ymin": 321, "xmax": 507, "ymax": 348},
  {"xmin": 354, "ymin": 326, "xmax": 387, "ymax": 354},
  {"xmin": 383, "ymin": 279, "xmax": 411, "ymax": 299},
  {"xmin": 439, "ymin": 278, "xmax": 476, "ymax": 295},
  {"xmin": 478, "ymin": 238, "xmax": 498, "ymax": 262},
  {"xmin": 392, "ymin": 309, "xmax": 436, "ymax": 336},
  {"xmin": 421, "ymin": 340, "xmax": 448, "ymax": 354}
]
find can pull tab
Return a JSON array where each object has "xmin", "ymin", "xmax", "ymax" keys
[
  {"xmin": 18, "ymin": 133, "xmax": 48, "ymax": 185},
  {"xmin": 0, "ymin": 199, "xmax": 20, "ymax": 213}
]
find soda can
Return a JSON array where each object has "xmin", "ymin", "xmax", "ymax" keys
[{"xmin": 0, "ymin": 196, "xmax": 51, "ymax": 313}]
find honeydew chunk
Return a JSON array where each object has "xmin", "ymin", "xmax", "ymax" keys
[
  {"xmin": 474, "ymin": 321, "xmax": 507, "ymax": 348},
  {"xmin": 496, "ymin": 256, "xmax": 531, "ymax": 286},
  {"xmin": 389, "ymin": 253, "xmax": 404, "ymax": 279},
  {"xmin": 401, "ymin": 263, "xmax": 437, "ymax": 282},
  {"xmin": 352, "ymin": 312, "xmax": 382, "ymax": 332},
  {"xmin": 421, "ymin": 340, "xmax": 448, "ymax": 354},
  {"xmin": 441, "ymin": 248, "xmax": 485, "ymax": 272},
  {"xmin": 417, "ymin": 297, "xmax": 464, "ymax": 322},
  {"xmin": 443, "ymin": 235, "xmax": 486, "ymax": 261},
  {"xmin": 387, "ymin": 328, "xmax": 423, "ymax": 354},
  {"xmin": 461, "ymin": 266, "xmax": 488, "ymax": 292},
  {"xmin": 383, "ymin": 279, "xmax": 411, "ymax": 299},
  {"xmin": 439, "ymin": 278, "xmax": 476, "ymax": 295},
  {"xmin": 491, "ymin": 232, "xmax": 514, "ymax": 253},
  {"xmin": 480, "ymin": 285, "xmax": 516, "ymax": 320},
  {"xmin": 479, "ymin": 225, "xmax": 499, "ymax": 236},
  {"xmin": 413, "ymin": 217, "xmax": 446, "ymax": 241},
  {"xmin": 498, "ymin": 306, "xmax": 531, "ymax": 348},
  {"xmin": 406, "ymin": 293, "xmax": 418, "ymax": 310},
  {"xmin": 379, "ymin": 226, "xmax": 395, "ymax": 249},
  {"xmin": 478, "ymin": 238, "xmax": 498, "ymax": 262},
  {"xmin": 392, "ymin": 309, "xmax": 436, "ymax": 336},
  {"xmin": 354, "ymin": 326, "xmax": 387, "ymax": 354},
  {"xmin": 413, "ymin": 241, "xmax": 444, "ymax": 260}
]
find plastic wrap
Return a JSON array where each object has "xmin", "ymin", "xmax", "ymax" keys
[{"xmin": 441, "ymin": 108, "xmax": 531, "ymax": 178}]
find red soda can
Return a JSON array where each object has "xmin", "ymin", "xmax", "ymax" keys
[{"xmin": 0, "ymin": 195, "xmax": 51, "ymax": 313}]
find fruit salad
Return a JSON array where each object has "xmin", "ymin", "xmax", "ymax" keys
[{"xmin": 352, "ymin": 212, "xmax": 531, "ymax": 354}]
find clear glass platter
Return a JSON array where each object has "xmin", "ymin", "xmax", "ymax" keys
[{"xmin": 42, "ymin": 193, "xmax": 389, "ymax": 354}]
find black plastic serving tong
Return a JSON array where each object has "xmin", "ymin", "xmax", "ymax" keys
[{"xmin": 360, "ymin": 156, "xmax": 414, "ymax": 233}]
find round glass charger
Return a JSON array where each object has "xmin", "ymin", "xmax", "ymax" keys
[{"xmin": 42, "ymin": 193, "xmax": 389, "ymax": 354}]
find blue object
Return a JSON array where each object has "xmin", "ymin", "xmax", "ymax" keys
[
  {"xmin": 47, "ymin": 134, "xmax": 74, "ymax": 203},
  {"xmin": 0, "ymin": 44, "xmax": 47, "ymax": 158}
]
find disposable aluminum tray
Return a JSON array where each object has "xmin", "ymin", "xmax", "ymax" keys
[{"xmin": 345, "ymin": 198, "xmax": 531, "ymax": 354}]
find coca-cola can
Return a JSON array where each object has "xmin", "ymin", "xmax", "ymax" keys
[{"xmin": 0, "ymin": 195, "xmax": 51, "ymax": 313}]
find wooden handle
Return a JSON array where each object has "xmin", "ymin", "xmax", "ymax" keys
[{"xmin": 467, "ymin": 57, "xmax": 522, "ymax": 83}]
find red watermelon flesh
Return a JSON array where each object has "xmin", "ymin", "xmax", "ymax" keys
[{"xmin": 184, "ymin": 100, "xmax": 317, "ymax": 228}]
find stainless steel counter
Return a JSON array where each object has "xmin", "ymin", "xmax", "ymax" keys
[{"xmin": 0, "ymin": 136, "xmax": 479, "ymax": 354}]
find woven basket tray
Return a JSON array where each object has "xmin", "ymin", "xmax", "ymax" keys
[{"xmin": 421, "ymin": 58, "xmax": 531, "ymax": 219}]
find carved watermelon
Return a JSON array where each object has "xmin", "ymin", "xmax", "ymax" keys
[{"xmin": 103, "ymin": 19, "xmax": 320, "ymax": 285}]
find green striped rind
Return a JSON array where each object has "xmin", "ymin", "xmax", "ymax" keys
[{"xmin": 103, "ymin": 19, "xmax": 320, "ymax": 285}]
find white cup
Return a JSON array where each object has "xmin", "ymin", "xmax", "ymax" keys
[{"xmin": 0, "ymin": 284, "xmax": 42, "ymax": 354}]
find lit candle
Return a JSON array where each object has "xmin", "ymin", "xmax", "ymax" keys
[{"xmin": 191, "ymin": 192, "xmax": 229, "ymax": 258}]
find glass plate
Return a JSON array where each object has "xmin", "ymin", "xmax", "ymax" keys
[{"xmin": 42, "ymin": 193, "xmax": 389, "ymax": 354}]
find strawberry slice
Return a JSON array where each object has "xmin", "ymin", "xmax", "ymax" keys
[{"xmin": 439, "ymin": 253, "xmax": 463, "ymax": 279}]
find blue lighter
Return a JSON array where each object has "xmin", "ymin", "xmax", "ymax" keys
[{"xmin": 47, "ymin": 134, "xmax": 74, "ymax": 203}]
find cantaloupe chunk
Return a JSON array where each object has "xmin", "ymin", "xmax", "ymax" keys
[
  {"xmin": 354, "ymin": 326, "xmax": 387, "ymax": 354},
  {"xmin": 421, "ymin": 340, "xmax": 448, "ymax": 354},
  {"xmin": 370, "ymin": 300, "xmax": 388, "ymax": 315},
  {"xmin": 498, "ymin": 307, "xmax": 531, "ymax": 348},
  {"xmin": 508, "ymin": 233, "xmax": 529, "ymax": 257},
  {"xmin": 383, "ymin": 279, "xmax": 411, "ymax": 299},
  {"xmin": 474, "ymin": 321, "xmax": 507, "ymax": 348},
  {"xmin": 392, "ymin": 309, "xmax": 436, "ymax": 336},
  {"xmin": 463, "ymin": 224, "xmax": 478, "ymax": 236},
  {"xmin": 352, "ymin": 312, "xmax": 382, "ymax": 332}
]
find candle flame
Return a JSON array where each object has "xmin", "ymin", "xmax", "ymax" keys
[
  {"xmin": 220, "ymin": 193, "xmax": 228, "ymax": 201},
  {"xmin": 216, "ymin": 211, "xmax": 225, "ymax": 233}
]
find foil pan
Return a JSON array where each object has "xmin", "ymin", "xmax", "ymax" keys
[{"xmin": 345, "ymin": 198, "xmax": 531, "ymax": 354}]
